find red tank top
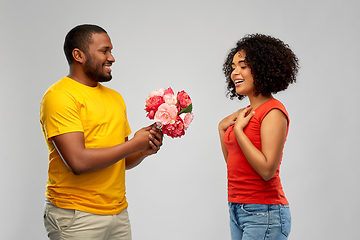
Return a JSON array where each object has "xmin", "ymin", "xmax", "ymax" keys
[{"xmin": 224, "ymin": 99, "xmax": 289, "ymax": 205}]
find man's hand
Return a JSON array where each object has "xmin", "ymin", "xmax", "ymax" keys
[
  {"xmin": 132, "ymin": 126, "xmax": 154, "ymax": 151},
  {"xmin": 125, "ymin": 124, "xmax": 164, "ymax": 170},
  {"xmin": 142, "ymin": 124, "xmax": 163, "ymax": 156}
]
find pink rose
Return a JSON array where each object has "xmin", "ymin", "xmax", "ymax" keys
[
  {"xmin": 163, "ymin": 87, "xmax": 177, "ymax": 105},
  {"xmin": 179, "ymin": 113, "xmax": 194, "ymax": 130},
  {"xmin": 146, "ymin": 110, "xmax": 156, "ymax": 120},
  {"xmin": 163, "ymin": 94, "xmax": 177, "ymax": 105},
  {"xmin": 154, "ymin": 103, "xmax": 178, "ymax": 125},
  {"xmin": 145, "ymin": 95, "xmax": 165, "ymax": 115},
  {"xmin": 177, "ymin": 90, "xmax": 192, "ymax": 110},
  {"xmin": 162, "ymin": 116, "xmax": 185, "ymax": 138},
  {"xmin": 149, "ymin": 88, "xmax": 164, "ymax": 98},
  {"xmin": 145, "ymin": 88, "xmax": 193, "ymax": 138},
  {"xmin": 164, "ymin": 87, "xmax": 174, "ymax": 96}
]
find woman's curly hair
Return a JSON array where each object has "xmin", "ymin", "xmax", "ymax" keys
[{"xmin": 223, "ymin": 34, "xmax": 299, "ymax": 100}]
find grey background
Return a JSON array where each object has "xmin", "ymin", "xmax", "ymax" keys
[{"xmin": 1, "ymin": 0, "xmax": 359, "ymax": 239}]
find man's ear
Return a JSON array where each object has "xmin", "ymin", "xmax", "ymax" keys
[{"xmin": 72, "ymin": 48, "xmax": 86, "ymax": 64}]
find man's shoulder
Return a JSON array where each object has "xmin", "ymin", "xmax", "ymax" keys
[
  {"xmin": 99, "ymin": 83, "xmax": 119, "ymax": 93},
  {"xmin": 42, "ymin": 77, "xmax": 83, "ymax": 105},
  {"xmin": 45, "ymin": 77, "xmax": 72, "ymax": 92},
  {"xmin": 99, "ymin": 84, "xmax": 125, "ymax": 100}
]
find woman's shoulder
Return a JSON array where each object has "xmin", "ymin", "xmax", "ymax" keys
[
  {"xmin": 256, "ymin": 99, "xmax": 289, "ymax": 122},
  {"xmin": 259, "ymin": 99, "xmax": 286, "ymax": 111}
]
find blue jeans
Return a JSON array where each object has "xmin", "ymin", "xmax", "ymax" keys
[{"xmin": 228, "ymin": 202, "xmax": 291, "ymax": 240}]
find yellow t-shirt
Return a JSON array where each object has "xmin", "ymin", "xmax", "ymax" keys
[{"xmin": 40, "ymin": 77, "xmax": 131, "ymax": 215}]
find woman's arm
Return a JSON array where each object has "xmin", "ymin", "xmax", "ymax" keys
[
  {"xmin": 218, "ymin": 128, "xmax": 228, "ymax": 162},
  {"xmin": 233, "ymin": 107, "xmax": 287, "ymax": 181}
]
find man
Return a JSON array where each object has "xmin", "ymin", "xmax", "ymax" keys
[{"xmin": 40, "ymin": 24, "xmax": 163, "ymax": 240}]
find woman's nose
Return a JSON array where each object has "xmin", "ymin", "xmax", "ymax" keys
[{"xmin": 233, "ymin": 66, "xmax": 240, "ymax": 74}]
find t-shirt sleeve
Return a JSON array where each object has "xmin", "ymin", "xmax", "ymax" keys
[
  {"xmin": 124, "ymin": 109, "xmax": 131, "ymax": 139},
  {"xmin": 40, "ymin": 89, "xmax": 84, "ymax": 140},
  {"xmin": 119, "ymin": 95, "xmax": 131, "ymax": 138}
]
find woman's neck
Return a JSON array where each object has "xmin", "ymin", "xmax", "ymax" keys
[{"xmin": 248, "ymin": 94, "xmax": 274, "ymax": 110}]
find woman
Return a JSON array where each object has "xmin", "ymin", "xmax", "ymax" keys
[{"xmin": 219, "ymin": 34, "xmax": 299, "ymax": 240}]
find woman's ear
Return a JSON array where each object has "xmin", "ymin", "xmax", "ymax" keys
[{"xmin": 72, "ymin": 48, "xmax": 85, "ymax": 64}]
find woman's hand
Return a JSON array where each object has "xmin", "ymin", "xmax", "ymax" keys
[
  {"xmin": 219, "ymin": 109, "xmax": 243, "ymax": 132},
  {"xmin": 219, "ymin": 108, "xmax": 245, "ymax": 163},
  {"xmin": 234, "ymin": 106, "xmax": 255, "ymax": 131}
]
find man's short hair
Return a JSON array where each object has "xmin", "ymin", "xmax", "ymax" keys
[{"xmin": 64, "ymin": 24, "xmax": 107, "ymax": 65}]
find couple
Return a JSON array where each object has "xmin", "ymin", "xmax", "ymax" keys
[{"xmin": 40, "ymin": 24, "xmax": 299, "ymax": 240}]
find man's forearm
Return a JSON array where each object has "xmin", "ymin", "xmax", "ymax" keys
[
  {"xmin": 52, "ymin": 132, "xmax": 150, "ymax": 175},
  {"xmin": 125, "ymin": 152, "xmax": 148, "ymax": 170}
]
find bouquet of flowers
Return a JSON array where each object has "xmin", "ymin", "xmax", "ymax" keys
[{"xmin": 145, "ymin": 87, "xmax": 194, "ymax": 138}]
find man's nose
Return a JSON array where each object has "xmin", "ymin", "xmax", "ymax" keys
[{"xmin": 108, "ymin": 53, "xmax": 115, "ymax": 63}]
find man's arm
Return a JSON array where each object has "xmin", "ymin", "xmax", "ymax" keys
[{"xmin": 52, "ymin": 125, "xmax": 157, "ymax": 175}]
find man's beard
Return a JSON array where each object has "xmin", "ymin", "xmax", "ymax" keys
[{"xmin": 83, "ymin": 55, "xmax": 112, "ymax": 83}]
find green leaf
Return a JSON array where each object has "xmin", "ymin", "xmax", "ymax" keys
[{"xmin": 179, "ymin": 103, "xmax": 193, "ymax": 114}]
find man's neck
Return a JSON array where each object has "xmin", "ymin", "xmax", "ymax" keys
[{"xmin": 67, "ymin": 72, "xmax": 98, "ymax": 87}]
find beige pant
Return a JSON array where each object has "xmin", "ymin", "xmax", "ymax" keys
[{"xmin": 43, "ymin": 199, "xmax": 131, "ymax": 240}]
